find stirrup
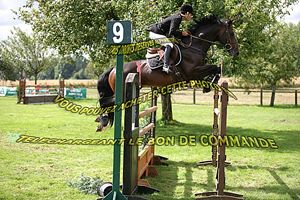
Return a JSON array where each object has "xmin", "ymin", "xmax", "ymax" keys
[{"xmin": 162, "ymin": 65, "xmax": 172, "ymax": 74}]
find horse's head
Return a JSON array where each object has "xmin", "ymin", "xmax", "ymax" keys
[
  {"xmin": 217, "ymin": 20, "xmax": 239, "ymax": 57},
  {"xmin": 189, "ymin": 15, "xmax": 239, "ymax": 57}
]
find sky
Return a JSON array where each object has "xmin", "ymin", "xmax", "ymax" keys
[
  {"xmin": 0, "ymin": 0, "xmax": 299, "ymax": 41},
  {"xmin": 0, "ymin": 0, "xmax": 31, "ymax": 41}
]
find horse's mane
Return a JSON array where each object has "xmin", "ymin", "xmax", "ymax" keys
[{"xmin": 189, "ymin": 14, "xmax": 221, "ymax": 34}]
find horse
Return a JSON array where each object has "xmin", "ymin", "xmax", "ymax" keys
[{"xmin": 96, "ymin": 15, "xmax": 239, "ymax": 132}]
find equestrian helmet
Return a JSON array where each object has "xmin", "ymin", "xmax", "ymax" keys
[{"xmin": 180, "ymin": 4, "xmax": 193, "ymax": 14}]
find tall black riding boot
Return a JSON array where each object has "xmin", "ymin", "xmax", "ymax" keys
[{"xmin": 163, "ymin": 45, "xmax": 172, "ymax": 73}]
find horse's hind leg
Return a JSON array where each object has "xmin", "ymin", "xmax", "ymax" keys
[
  {"xmin": 95, "ymin": 97, "xmax": 115, "ymax": 132},
  {"xmin": 96, "ymin": 68, "xmax": 116, "ymax": 132}
]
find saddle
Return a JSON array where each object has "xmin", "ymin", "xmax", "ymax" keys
[
  {"xmin": 145, "ymin": 44, "xmax": 181, "ymax": 70},
  {"xmin": 145, "ymin": 48, "xmax": 165, "ymax": 69},
  {"xmin": 146, "ymin": 48, "xmax": 164, "ymax": 59}
]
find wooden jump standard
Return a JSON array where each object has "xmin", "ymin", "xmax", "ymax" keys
[
  {"xmin": 197, "ymin": 87, "xmax": 230, "ymax": 167},
  {"xmin": 122, "ymin": 73, "xmax": 167, "ymax": 199},
  {"xmin": 195, "ymin": 81, "xmax": 243, "ymax": 200},
  {"xmin": 18, "ymin": 78, "xmax": 64, "ymax": 104}
]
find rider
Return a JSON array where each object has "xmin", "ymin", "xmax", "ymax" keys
[{"xmin": 148, "ymin": 4, "xmax": 193, "ymax": 73}]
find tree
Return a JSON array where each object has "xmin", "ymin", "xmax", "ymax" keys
[
  {"xmin": 0, "ymin": 56, "xmax": 18, "ymax": 80},
  {"xmin": 236, "ymin": 22, "xmax": 300, "ymax": 106},
  {"xmin": 0, "ymin": 57, "xmax": 10, "ymax": 80},
  {"xmin": 17, "ymin": 0, "xmax": 183, "ymax": 121},
  {"xmin": 0, "ymin": 28, "xmax": 53, "ymax": 83},
  {"xmin": 17, "ymin": 0, "xmax": 299, "ymax": 112}
]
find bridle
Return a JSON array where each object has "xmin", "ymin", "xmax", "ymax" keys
[
  {"xmin": 222, "ymin": 22, "xmax": 237, "ymax": 51},
  {"xmin": 180, "ymin": 22, "xmax": 236, "ymax": 52}
]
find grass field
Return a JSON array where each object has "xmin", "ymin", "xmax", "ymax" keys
[{"xmin": 0, "ymin": 96, "xmax": 299, "ymax": 200}]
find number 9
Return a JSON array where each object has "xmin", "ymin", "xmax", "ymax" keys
[{"xmin": 113, "ymin": 22, "xmax": 124, "ymax": 43}]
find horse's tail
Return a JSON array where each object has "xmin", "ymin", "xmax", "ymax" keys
[{"xmin": 96, "ymin": 67, "xmax": 115, "ymax": 132}]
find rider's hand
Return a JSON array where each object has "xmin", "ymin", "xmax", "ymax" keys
[{"xmin": 182, "ymin": 31, "xmax": 190, "ymax": 36}]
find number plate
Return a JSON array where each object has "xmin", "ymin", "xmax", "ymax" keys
[{"xmin": 107, "ymin": 20, "xmax": 132, "ymax": 45}]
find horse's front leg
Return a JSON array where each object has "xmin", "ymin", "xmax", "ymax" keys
[
  {"xmin": 190, "ymin": 64, "xmax": 221, "ymax": 93},
  {"xmin": 190, "ymin": 64, "xmax": 220, "ymax": 80}
]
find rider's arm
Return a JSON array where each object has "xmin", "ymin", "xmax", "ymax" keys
[{"xmin": 167, "ymin": 15, "xmax": 182, "ymax": 38}]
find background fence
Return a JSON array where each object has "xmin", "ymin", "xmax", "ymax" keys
[
  {"xmin": 1, "ymin": 79, "xmax": 299, "ymax": 106},
  {"xmin": 141, "ymin": 88, "xmax": 299, "ymax": 106}
]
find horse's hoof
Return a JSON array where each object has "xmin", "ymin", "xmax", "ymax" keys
[
  {"xmin": 96, "ymin": 124, "xmax": 104, "ymax": 132},
  {"xmin": 96, "ymin": 124, "xmax": 110, "ymax": 132},
  {"xmin": 95, "ymin": 116, "xmax": 101, "ymax": 122}
]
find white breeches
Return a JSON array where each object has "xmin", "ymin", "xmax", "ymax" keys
[{"xmin": 149, "ymin": 32, "xmax": 174, "ymax": 48}]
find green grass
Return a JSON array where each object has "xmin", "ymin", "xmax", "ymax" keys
[{"xmin": 0, "ymin": 96, "xmax": 299, "ymax": 200}]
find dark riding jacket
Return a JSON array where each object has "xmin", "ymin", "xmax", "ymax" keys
[{"xmin": 149, "ymin": 13, "xmax": 182, "ymax": 38}]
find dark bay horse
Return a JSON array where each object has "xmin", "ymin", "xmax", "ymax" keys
[{"xmin": 96, "ymin": 15, "xmax": 239, "ymax": 131}]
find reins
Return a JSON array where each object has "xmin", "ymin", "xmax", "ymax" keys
[{"xmin": 191, "ymin": 34, "xmax": 219, "ymax": 45}]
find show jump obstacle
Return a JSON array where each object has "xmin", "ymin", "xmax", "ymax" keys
[
  {"xmin": 195, "ymin": 82, "xmax": 243, "ymax": 200},
  {"xmin": 99, "ymin": 19, "xmax": 166, "ymax": 200},
  {"xmin": 122, "ymin": 73, "xmax": 167, "ymax": 198},
  {"xmin": 17, "ymin": 78, "xmax": 64, "ymax": 104},
  {"xmin": 98, "ymin": 73, "xmax": 167, "ymax": 200}
]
